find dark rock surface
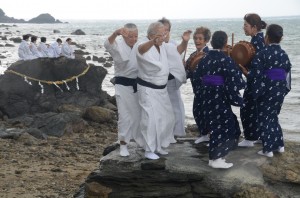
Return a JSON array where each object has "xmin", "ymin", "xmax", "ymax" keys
[
  {"xmin": 78, "ymin": 141, "xmax": 300, "ymax": 198},
  {"xmin": 0, "ymin": 57, "xmax": 108, "ymax": 118}
]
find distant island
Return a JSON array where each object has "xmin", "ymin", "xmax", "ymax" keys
[{"xmin": 0, "ymin": 8, "xmax": 63, "ymax": 23}]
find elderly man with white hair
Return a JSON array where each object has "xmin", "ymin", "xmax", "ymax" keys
[
  {"xmin": 136, "ymin": 22, "xmax": 184, "ymax": 160},
  {"xmin": 104, "ymin": 23, "xmax": 141, "ymax": 157}
]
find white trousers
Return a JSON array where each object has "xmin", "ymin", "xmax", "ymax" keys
[
  {"xmin": 167, "ymin": 79, "xmax": 186, "ymax": 137},
  {"xmin": 138, "ymin": 84, "xmax": 175, "ymax": 153},
  {"xmin": 115, "ymin": 84, "xmax": 141, "ymax": 144}
]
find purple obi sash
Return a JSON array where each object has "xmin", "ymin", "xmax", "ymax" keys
[
  {"xmin": 264, "ymin": 68, "xmax": 286, "ymax": 80},
  {"xmin": 202, "ymin": 75, "xmax": 224, "ymax": 86}
]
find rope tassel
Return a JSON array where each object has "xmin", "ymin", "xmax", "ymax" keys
[
  {"xmin": 63, "ymin": 80, "xmax": 70, "ymax": 90},
  {"xmin": 76, "ymin": 77, "xmax": 80, "ymax": 90},
  {"xmin": 24, "ymin": 77, "xmax": 32, "ymax": 85},
  {"xmin": 53, "ymin": 82, "xmax": 63, "ymax": 92},
  {"xmin": 39, "ymin": 81, "xmax": 44, "ymax": 94}
]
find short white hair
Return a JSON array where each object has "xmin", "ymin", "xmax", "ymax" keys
[
  {"xmin": 124, "ymin": 23, "xmax": 137, "ymax": 31},
  {"xmin": 147, "ymin": 22, "xmax": 164, "ymax": 37}
]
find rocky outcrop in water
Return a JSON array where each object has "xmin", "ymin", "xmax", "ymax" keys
[{"xmin": 0, "ymin": 8, "xmax": 63, "ymax": 23}]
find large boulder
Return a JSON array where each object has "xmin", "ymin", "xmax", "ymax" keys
[
  {"xmin": 78, "ymin": 141, "xmax": 300, "ymax": 198},
  {"xmin": 0, "ymin": 57, "xmax": 108, "ymax": 118}
]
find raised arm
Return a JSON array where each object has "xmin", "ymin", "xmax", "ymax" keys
[
  {"xmin": 108, "ymin": 28, "xmax": 128, "ymax": 44},
  {"xmin": 177, "ymin": 30, "xmax": 192, "ymax": 54}
]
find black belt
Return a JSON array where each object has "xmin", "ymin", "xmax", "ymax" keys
[
  {"xmin": 168, "ymin": 73, "xmax": 175, "ymax": 80},
  {"xmin": 115, "ymin": 76, "xmax": 137, "ymax": 93},
  {"xmin": 137, "ymin": 77, "xmax": 167, "ymax": 89}
]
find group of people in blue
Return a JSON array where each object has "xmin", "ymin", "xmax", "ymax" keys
[{"xmin": 187, "ymin": 13, "xmax": 292, "ymax": 168}]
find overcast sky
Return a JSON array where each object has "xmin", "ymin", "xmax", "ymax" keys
[{"xmin": 1, "ymin": 0, "xmax": 300, "ymax": 20}]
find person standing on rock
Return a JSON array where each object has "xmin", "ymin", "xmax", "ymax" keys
[
  {"xmin": 158, "ymin": 17, "xmax": 191, "ymax": 139},
  {"xmin": 244, "ymin": 24, "xmax": 291, "ymax": 157},
  {"xmin": 104, "ymin": 23, "xmax": 141, "ymax": 157},
  {"xmin": 193, "ymin": 31, "xmax": 245, "ymax": 168},
  {"xmin": 18, "ymin": 34, "xmax": 35, "ymax": 60},
  {"xmin": 136, "ymin": 22, "xmax": 182, "ymax": 160},
  {"xmin": 61, "ymin": 38, "xmax": 75, "ymax": 59},
  {"xmin": 48, "ymin": 38, "xmax": 62, "ymax": 58}
]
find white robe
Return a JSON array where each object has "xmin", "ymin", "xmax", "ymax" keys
[
  {"xmin": 38, "ymin": 42, "xmax": 49, "ymax": 57},
  {"xmin": 165, "ymin": 42, "xmax": 187, "ymax": 137},
  {"xmin": 136, "ymin": 38, "xmax": 175, "ymax": 153},
  {"xmin": 61, "ymin": 42, "xmax": 75, "ymax": 59},
  {"xmin": 30, "ymin": 42, "xmax": 43, "ymax": 58},
  {"xmin": 18, "ymin": 40, "xmax": 35, "ymax": 60},
  {"xmin": 48, "ymin": 41, "xmax": 61, "ymax": 58},
  {"xmin": 104, "ymin": 38, "xmax": 141, "ymax": 144}
]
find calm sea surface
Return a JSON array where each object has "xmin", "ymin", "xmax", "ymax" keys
[{"xmin": 0, "ymin": 16, "xmax": 299, "ymax": 141}]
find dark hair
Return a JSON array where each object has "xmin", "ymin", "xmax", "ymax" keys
[
  {"xmin": 211, "ymin": 31, "xmax": 227, "ymax": 49},
  {"xmin": 193, "ymin": 27, "xmax": 211, "ymax": 42},
  {"xmin": 158, "ymin": 17, "xmax": 171, "ymax": 31},
  {"xmin": 244, "ymin": 13, "xmax": 267, "ymax": 31},
  {"xmin": 66, "ymin": 38, "xmax": 72, "ymax": 42},
  {"xmin": 41, "ymin": 37, "xmax": 46, "ymax": 42},
  {"xmin": 56, "ymin": 38, "xmax": 62, "ymax": 43},
  {"xmin": 266, "ymin": 24, "xmax": 283, "ymax": 44},
  {"xmin": 22, "ymin": 34, "xmax": 30, "ymax": 40},
  {"xmin": 31, "ymin": 36, "xmax": 37, "ymax": 42}
]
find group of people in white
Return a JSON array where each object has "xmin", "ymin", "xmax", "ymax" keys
[
  {"xmin": 18, "ymin": 35, "xmax": 75, "ymax": 60},
  {"xmin": 105, "ymin": 19, "xmax": 192, "ymax": 161}
]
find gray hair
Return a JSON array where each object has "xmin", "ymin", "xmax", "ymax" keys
[
  {"xmin": 147, "ymin": 22, "xmax": 164, "ymax": 37},
  {"xmin": 124, "ymin": 23, "xmax": 137, "ymax": 31}
]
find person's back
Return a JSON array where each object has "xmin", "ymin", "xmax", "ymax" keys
[
  {"xmin": 48, "ymin": 38, "xmax": 62, "ymax": 58},
  {"xmin": 18, "ymin": 34, "xmax": 35, "ymax": 60},
  {"xmin": 61, "ymin": 38, "xmax": 75, "ymax": 59}
]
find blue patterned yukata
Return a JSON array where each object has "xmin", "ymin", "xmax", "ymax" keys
[
  {"xmin": 186, "ymin": 46, "xmax": 209, "ymax": 135},
  {"xmin": 248, "ymin": 44, "xmax": 291, "ymax": 152},
  {"xmin": 193, "ymin": 50, "xmax": 245, "ymax": 159},
  {"xmin": 240, "ymin": 32, "xmax": 266, "ymax": 141}
]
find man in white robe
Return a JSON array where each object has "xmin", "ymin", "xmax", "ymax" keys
[
  {"xmin": 136, "ymin": 22, "xmax": 179, "ymax": 160},
  {"xmin": 48, "ymin": 38, "xmax": 62, "ymax": 58},
  {"xmin": 158, "ymin": 18, "xmax": 192, "ymax": 138},
  {"xmin": 18, "ymin": 34, "xmax": 35, "ymax": 60},
  {"xmin": 30, "ymin": 36, "xmax": 43, "ymax": 58},
  {"xmin": 38, "ymin": 37, "xmax": 49, "ymax": 57},
  {"xmin": 104, "ymin": 23, "xmax": 141, "ymax": 157},
  {"xmin": 61, "ymin": 38, "xmax": 75, "ymax": 59}
]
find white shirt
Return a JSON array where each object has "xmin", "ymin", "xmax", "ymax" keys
[
  {"xmin": 30, "ymin": 42, "xmax": 43, "ymax": 58},
  {"xmin": 104, "ymin": 38, "xmax": 138, "ymax": 78},
  {"xmin": 38, "ymin": 42, "xmax": 49, "ymax": 57},
  {"xmin": 61, "ymin": 42, "xmax": 75, "ymax": 59},
  {"xmin": 18, "ymin": 40, "xmax": 35, "ymax": 60},
  {"xmin": 48, "ymin": 41, "xmax": 61, "ymax": 58},
  {"xmin": 136, "ymin": 38, "xmax": 169, "ymax": 86}
]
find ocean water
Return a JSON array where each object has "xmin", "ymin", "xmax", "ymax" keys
[{"xmin": 0, "ymin": 16, "xmax": 299, "ymax": 141}]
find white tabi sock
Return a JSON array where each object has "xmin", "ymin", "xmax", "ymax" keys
[
  {"xmin": 145, "ymin": 151, "xmax": 160, "ymax": 160},
  {"xmin": 209, "ymin": 158, "xmax": 233, "ymax": 169},
  {"xmin": 257, "ymin": 150, "xmax": 274, "ymax": 157},
  {"xmin": 157, "ymin": 149, "xmax": 168, "ymax": 155},
  {"xmin": 120, "ymin": 144, "xmax": 130, "ymax": 157},
  {"xmin": 238, "ymin": 139, "xmax": 254, "ymax": 147},
  {"xmin": 194, "ymin": 134, "xmax": 210, "ymax": 144}
]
